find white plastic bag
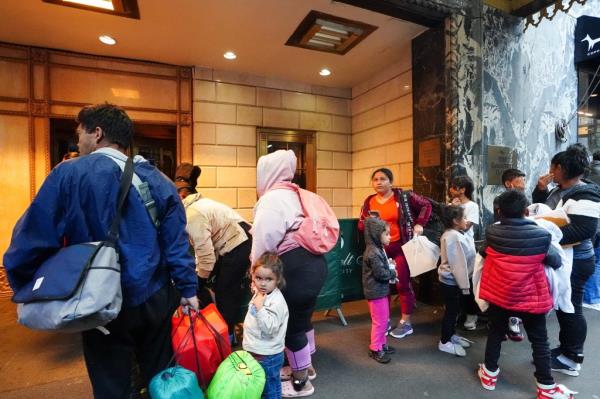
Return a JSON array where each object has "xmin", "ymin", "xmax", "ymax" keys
[
  {"xmin": 401, "ymin": 235, "xmax": 440, "ymax": 277},
  {"xmin": 472, "ymin": 253, "xmax": 488, "ymax": 312}
]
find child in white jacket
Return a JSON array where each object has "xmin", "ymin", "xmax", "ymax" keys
[
  {"xmin": 243, "ymin": 253, "xmax": 289, "ymax": 399},
  {"xmin": 437, "ymin": 204, "xmax": 476, "ymax": 357}
]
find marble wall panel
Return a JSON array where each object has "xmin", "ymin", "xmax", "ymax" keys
[{"xmin": 479, "ymin": 1, "xmax": 600, "ymax": 225}]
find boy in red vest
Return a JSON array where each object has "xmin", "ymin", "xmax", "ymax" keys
[{"xmin": 477, "ymin": 190, "xmax": 576, "ymax": 399}]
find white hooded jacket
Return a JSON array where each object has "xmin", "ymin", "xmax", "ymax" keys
[{"xmin": 250, "ymin": 150, "xmax": 303, "ymax": 262}]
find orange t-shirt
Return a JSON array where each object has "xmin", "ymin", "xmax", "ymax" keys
[{"xmin": 369, "ymin": 195, "xmax": 400, "ymax": 242}]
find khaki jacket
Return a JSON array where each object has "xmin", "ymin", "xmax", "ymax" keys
[{"xmin": 183, "ymin": 193, "xmax": 250, "ymax": 278}]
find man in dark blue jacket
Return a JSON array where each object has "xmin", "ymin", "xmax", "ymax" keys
[{"xmin": 3, "ymin": 103, "xmax": 198, "ymax": 398}]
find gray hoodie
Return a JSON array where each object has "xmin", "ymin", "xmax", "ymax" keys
[
  {"xmin": 438, "ymin": 228, "xmax": 476, "ymax": 292},
  {"xmin": 362, "ymin": 217, "xmax": 397, "ymax": 300}
]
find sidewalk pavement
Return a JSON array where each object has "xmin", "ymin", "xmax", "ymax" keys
[{"xmin": 0, "ymin": 297, "xmax": 598, "ymax": 398}]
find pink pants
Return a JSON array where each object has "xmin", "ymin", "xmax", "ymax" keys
[
  {"xmin": 385, "ymin": 241, "xmax": 416, "ymax": 315},
  {"xmin": 368, "ymin": 297, "xmax": 390, "ymax": 351}
]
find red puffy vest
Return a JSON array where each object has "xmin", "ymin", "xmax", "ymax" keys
[{"xmin": 479, "ymin": 247, "xmax": 553, "ymax": 314}]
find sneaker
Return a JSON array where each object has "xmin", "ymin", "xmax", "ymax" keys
[
  {"xmin": 507, "ymin": 317, "xmax": 524, "ymax": 342},
  {"xmin": 536, "ymin": 382, "xmax": 577, "ymax": 399},
  {"xmin": 551, "ymin": 356, "xmax": 580, "ymax": 377},
  {"xmin": 464, "ymin": 314, "xmax": 478, "ymax": 330},
  {"xmin": 369, "ymin": 349, "xmax": 391, "ymax": 364},
  {"xmin": 451, "ymin": 334, "xmax": 473, "ymax": 348},
  {"xmin": 280, "ymin": 366, "xmax": 317, "ymax": 381},
  {"xmin": 281, "ymin": 379, "xmax": 314, "ymax": 397},
  {"xmin": 389, "ymin": 322, "xmax": 413, "ymax": 339},
  {"xmin": 478, "ymin": 364, "xmax": 499, "ymax": 391},
  {"xmin": 438, "ymin": 340, "xmax": 466, "ymax": 357},
  {"xmin": 382, "ymin": 344, "xmax": 396, "ymax": 354}
]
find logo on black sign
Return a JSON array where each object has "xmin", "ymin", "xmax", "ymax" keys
[{"xmin": 582, "ymin": 34, "xmax": 600, "ymax": 52}]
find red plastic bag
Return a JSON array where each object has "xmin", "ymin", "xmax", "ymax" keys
[{"xmin": 171, "ymin": 304, "xmax": 231, "ymax": 388}]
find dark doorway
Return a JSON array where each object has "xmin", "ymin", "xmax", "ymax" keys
[{"xmin": 49, "ymin": 118, "xmax": 177, "ymax": 178}]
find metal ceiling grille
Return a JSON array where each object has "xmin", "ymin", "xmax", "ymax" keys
[{"xmin": 286, "ymin": 10, "xmax": 378, "ymax": 55}]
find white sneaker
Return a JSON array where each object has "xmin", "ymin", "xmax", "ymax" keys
[
  {"xmin": 464, "ymin": 314, "xmax": 478, "ymax": 330},
  {"xmin": 438, "ymin": 340, "xmax": 466, "ymax": 357},
  {"xmin": 536, "ymin": 382, "xmax": 577, "ymax": 398},
  {"xmin": 281, "ymin": 379, "xmax": 315, "ymax": 397},
  {"xmin": 451, "ymin": 334, "xmax": 473, "ymax": 348}
]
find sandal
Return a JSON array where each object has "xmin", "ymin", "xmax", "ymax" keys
[
  {"xmin": 280, "ymin": 366, "xmax": 317, "ymax": 381},
  {"xmin": 281, "ymin": 378, "xmax": 314, "ymax": 397}
]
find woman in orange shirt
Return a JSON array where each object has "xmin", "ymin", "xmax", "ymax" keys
[{"xmin": 359, "ymin": 168, "xmax": 432, "ymax": 339}]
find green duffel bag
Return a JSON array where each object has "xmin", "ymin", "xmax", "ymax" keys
[{"xmin": 206, "ymin": 350, "xmax": 265, "ymax": 399}]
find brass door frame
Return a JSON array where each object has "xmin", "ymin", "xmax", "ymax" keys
[{"xmin": 257, "ymin": 127, "xmax": 316, "ymax": 192}]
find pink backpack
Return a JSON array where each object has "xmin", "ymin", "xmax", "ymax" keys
[{"xmin": 271, "ymin": 182, "xmax": 340, "ymax": 254}]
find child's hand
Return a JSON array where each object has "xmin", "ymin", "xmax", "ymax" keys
[
  {"xmin": 252, "ymin": 291, "xmax": 266, "ymax": 310},
  {"xmin": 413, "ymin": 224, "xmax": 423, "ymax": 236}
]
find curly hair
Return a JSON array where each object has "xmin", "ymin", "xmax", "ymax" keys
[
  {"xmin": 551, "ymin": 144, "xmax": 590, "ymax": 180},
  {"xmin": 251, "ymin": 252, "xmax": 286, "ymax": 290}
]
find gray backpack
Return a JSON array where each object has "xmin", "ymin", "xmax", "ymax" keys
[{"xmin": 12, "ymin": 157, "xmax": 133, "ymax": 332}]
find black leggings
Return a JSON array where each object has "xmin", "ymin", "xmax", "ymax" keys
[
  {"xmin": 211, "ymin": 223, "xmax": 252, "ymax": 332},
  {"xmin": 556, "ymin": 256, "xmax": 596, "ymax": 363},
  {"xmin": 280, "ymin": 247, "xmax": 327, "ymax": 351},
  {"xmin": 440, "ymin": 283, "xmax": 461, "ymax": 343},
  {"xmin": 212, "ymin": 240, "xmax": 252, "ymax": 332}
]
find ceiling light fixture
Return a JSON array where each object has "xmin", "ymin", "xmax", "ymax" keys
[
  {"xmin": 43, "ymin": 0, "xmax": 140, "ymax": 19},
  {"xmin": 64, "ymin": 0, "xmax": 114, "ymax": 10},
  {"xmin": 286, "ymin": 10, "xmax": 378, "ymax": 55},
  {"xmin": 223, "ymin": 51, "xmax": 237, "ymax": 60},
  {"xmin": 591, "ymin": 93, "xmax": 598, "ymax": 97},
  {"xmin": 99, "ymin": 35, "xmax": 117, "ymax": 45},
  {"xmin": 319, "ymin": 68, "xmax": 331, "ymax": 76}
]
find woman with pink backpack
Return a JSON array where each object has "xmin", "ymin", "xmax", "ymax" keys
[{"xmin": 251, "ymin": 149, "xmax": 334, "ymax": 398}]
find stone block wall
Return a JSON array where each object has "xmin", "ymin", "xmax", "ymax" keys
[
  {"xmin": 192, "ymin": 68, "xmax": 352, "ymax": 220},
  {"xmin": 351, "ymin": 52, "xmax": 414, "ymax": 216}
]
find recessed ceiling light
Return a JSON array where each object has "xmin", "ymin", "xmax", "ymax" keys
[
  {"xmin": 224, "ymin": 51, "xmax": 237, "ymax": 60},
  {"xmin": 319, "ymin": 68, "xmax": 331, "ymax": 76},
  {"xmin": 99, "ymin": 35, "xmax": 117, "ymax": 45}
]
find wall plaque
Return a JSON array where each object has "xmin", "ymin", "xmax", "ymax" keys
[
  {"xmin": 487, "ymin": 145, "xmax": 516, "ymax": 185},
  {"xmin": 418, "ymin": 138, "xmax": 441, "ymax": 167}
]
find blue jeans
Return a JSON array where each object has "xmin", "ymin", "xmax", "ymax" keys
[{"xmin": 258, "ymin": 352, "xmax": 284, "ymax": 399}]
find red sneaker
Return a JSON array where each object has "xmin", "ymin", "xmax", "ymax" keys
[
  {"xmin": 478, "ymin": 364, "xmax": 499, "ymax": 391},
  {"xmin": 536, "ymin": 382, "xmax": 577, "ymax": 399}
]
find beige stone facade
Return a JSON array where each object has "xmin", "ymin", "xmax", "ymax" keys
[
  {"xmin": 351, "ymin": 54, "xmax": 414, "ymax": 217},
  {"xmin": 192, "ymin": 53, "xmax": 414, "ymax": 221},
  {"xmin": 192, "ymin": 68, "xmax": 353, "ymax": 221}
]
